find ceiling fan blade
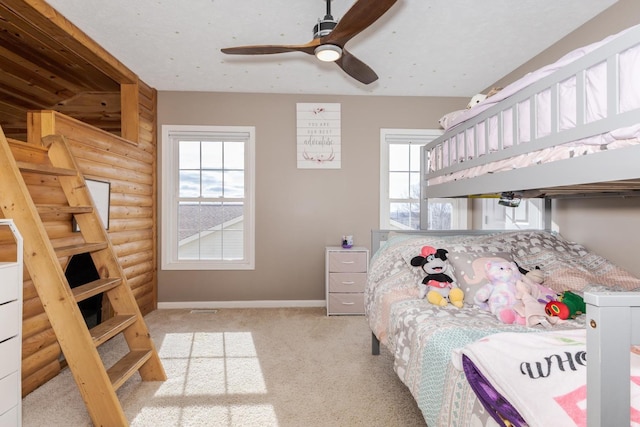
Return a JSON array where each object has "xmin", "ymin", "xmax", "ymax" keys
[
  {"xmin": 335, "ymin": 49, "xmax": 378, "ymax": 85},
  {"xmin": 221, "ymin": 40, "xmax": 319, "ymax": 56},
  {"xmin": 323, "ymin": 0, "xmax": 398, "ymax": 47}
]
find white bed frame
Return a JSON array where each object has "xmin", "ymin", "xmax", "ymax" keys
[
  {"xmin": 369, "ymin": 229, "xmax": 639, "ymax": 427},
  {"xmin": 421, "ymin": 24, "xmax": 640, "ymax": 200}
]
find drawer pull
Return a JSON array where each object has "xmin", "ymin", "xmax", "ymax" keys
[
  {"xmin": 341, "ymin": 302, "xmax": 355, "ymax": 305},
  {"xmin": 341, "ymin": 281, "xmax": 355, "ymax": 285},
  {"xmin": 341, "ymin": 261, "xmax": 355, "ymax": 264}
]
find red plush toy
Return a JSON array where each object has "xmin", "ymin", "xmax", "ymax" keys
[
  {"xmin": 545, "ymin": 301, "xmax": 570, "ymax": 319},
  {"xmin": 544, "ymin": 291, "xmax": 586, "ymax": 320}
]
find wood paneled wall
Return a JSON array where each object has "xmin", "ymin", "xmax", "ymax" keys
[{"xmin": 0, "ymin": 0, "xmax": 159, "ymax": 397}]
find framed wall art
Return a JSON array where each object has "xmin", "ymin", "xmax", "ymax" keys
[
  {"xmin": 296, "ymin": 103, "xmax": 341, "ymax": 169},
  {"xmin": 73, "ymin": 178, "xmax": 111, "ymax": 231}
]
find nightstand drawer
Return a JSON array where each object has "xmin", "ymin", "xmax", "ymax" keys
[
  {"xmin": 328, "ymin": 272, "xmax": 366, "ymax": 293},
  {"xmin": 328, "ymin": 251, "xmax": 367, "ymax": 273},
  {"xmin": 328, "ymin": 293, "xmax": 364, "ymax": 315}
]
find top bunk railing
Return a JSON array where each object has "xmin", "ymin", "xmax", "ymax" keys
[{"xmin": 423, "ymin": 24, "xmax": 640, "ymax": 189}]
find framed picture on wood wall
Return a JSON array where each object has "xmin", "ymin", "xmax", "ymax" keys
[{"xmin": 73, "ymin": 179, "xmax": 111, "ymax": 231}]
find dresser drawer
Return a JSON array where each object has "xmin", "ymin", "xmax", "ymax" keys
[
  {"xmin": 0, "ymin": 264, "xmax": 19, "ymax": 305},
  {"xmin": 0, "ymin": 371, "xmax": 18, "ymax": 418},
  {"xmin": 328, "ymin": 251, "xmax": 367, "ymax": 273},
  {"xmin": 0, "ymin": 405, "xmax": 18, "ymax": 426},
  {"xmin": 328, "ymin": 272, "xmax": 366, "ymax": 293},
  {"xmin": 0, "ymin": 301, "xmax": 19, "ymax": 343},
  {"xmin": 0, "ymin": 337, "xmax": 20, "ymax": 381},
  {"xmin": 328, "ymin": 293, "xmax": 364, "ymax": 315}
]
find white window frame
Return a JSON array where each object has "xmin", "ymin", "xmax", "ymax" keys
[
  {"xmin": 161, "ymin": 125, "xmax": 255, "ymax": 270},
  {"xmin": 380, "ymin": 128, "xmax": 467, "ymax": 230}
]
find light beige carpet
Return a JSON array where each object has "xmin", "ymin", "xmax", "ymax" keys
[{"xmin": 22, "ymin": 308, "xmax": 427, "ymax": 426}]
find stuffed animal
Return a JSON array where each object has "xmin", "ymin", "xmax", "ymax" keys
[
  {"xmin": 515, "ymin": 262, "xmax": 545, "ymax": 284},
  {"xmin": 513, "ymin": 279, "xmax": 559, "ymax": 327},
  {"xmin": 466, "ymin": 87, "xmax": 503, "ymax": 109},
  {"xmin": 466, "ymin": 93, "xmax": 487, "ymax": 109},
  {"xmin": 474, "ymin": 260, "xmax": 525, "ymax": 324},
  {"xmin": 545, "ymin": 291, "xmax": 586, "ymax": 319},
  {"xmin": 410, "ymin": 246, "xmax": 464, "ymax": 308}
]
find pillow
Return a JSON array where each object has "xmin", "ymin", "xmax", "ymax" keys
[
  {"xmin": 399, "ymin": 235, "xmax": 492, "ymax": 272},
  {"xmin": 448, "ymin": 250, "xmax": 515, "ymax": 304},
  {"xmin": 373, "ymin": 234, "xmax": 489, "ymax": 285},
  {"xmin": 438, "ymin": 109, "xmax": 465, "ymax": 130}
]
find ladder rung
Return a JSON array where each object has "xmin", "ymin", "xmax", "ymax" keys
[
  {"xmin": 72, "ymin": 278, "xmax": 122, "ymax": 302},
  {"xmin": 55, "ymin": 242, "xmax": 109, "ymax": 258},
  {"xmin": 108, "ymin": 350, "xmax": 153, "ymax": 391},
  {"xmin": 37, "ymin": 205, "xmax": 94, "ymax": 216},
  {"xmin": 16, "ymin": 161, "xmax": 77, "ymax": 176},
  {"xmin": 90, "ymin": 314, "xmax": 137, "ymax": 347}
]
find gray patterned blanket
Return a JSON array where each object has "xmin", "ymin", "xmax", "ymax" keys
[{"xmin": 365, "ymin": 230, "xmax": 640, "ymax": 426}]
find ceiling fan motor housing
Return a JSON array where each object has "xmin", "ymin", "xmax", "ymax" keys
[{"xmin": 313, "ymin": 16, "xmax": 338, "ymax": 38}]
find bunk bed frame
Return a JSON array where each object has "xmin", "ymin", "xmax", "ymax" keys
[
  {"xmin": 421, "ymin": 23, "xmax": 640, "ymax": 200},
  {"xmin": 397, "ymin": 22, "xmax": 640, "ymax": 427}
]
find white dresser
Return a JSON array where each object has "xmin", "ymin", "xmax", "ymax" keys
[
  {"xmin": 0, "ymin": 220, "xmax": 23, "ymax": 426},
  {"xmin": 325, "ymin": 246, "xmax": 369, "ymax": 316}
]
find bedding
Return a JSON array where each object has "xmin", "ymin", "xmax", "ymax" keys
[
  {"xmin": 365, "ymin": 230, "xmax": 640, "ymax": 426},
  {"xmin": 457, "ymin": 329, "xmax": 640, "ymax": 427}
]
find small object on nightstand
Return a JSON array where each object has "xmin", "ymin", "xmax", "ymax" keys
[
  {"xmin": 341, "ymin": 235, "xmax": 353, "ymax": 248},
  {"xmin": 326, "ymin": 246, "xmax": 369, "ymax": 316}
]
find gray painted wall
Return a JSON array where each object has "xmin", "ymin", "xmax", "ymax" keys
[
  {"xmin": 157, "ymin": 93, "xmax": 465, "ymax": 302},
  {"xmin": 157, "ymin": 1, "xmax": 640, "ymax": 304}
]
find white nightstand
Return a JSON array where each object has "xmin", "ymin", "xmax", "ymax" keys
[
  {"xmin": 325, "ymin": 246, "xmax": 369, "ymax": 316},
  {"xmin": 0, "ymin": 220, "xmax": 23, "ymax": 426}
]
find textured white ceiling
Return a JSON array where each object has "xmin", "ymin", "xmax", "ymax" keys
[{"xmin": 46, "ymin": 0, "xmax": 617, "ymax": 97}]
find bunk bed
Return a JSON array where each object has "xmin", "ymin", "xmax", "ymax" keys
[
  {"xmin": 366, "ymin": 23, "xmax": 640, "ymax": 427},
  {"xmin": 422, "ymin": 23, "xmax": 640, "ymax": 200}
]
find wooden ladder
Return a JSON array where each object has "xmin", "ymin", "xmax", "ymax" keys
[{"xmin": 0, "ymin": 127, "xmax": 166, "ymax": 426}]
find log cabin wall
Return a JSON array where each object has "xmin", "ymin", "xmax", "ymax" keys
[{"xmin": 0, "ymin": 1, "xmax": 159, "ymax": 396}]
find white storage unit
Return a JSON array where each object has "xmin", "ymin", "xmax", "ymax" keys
[
  {"xmin": 0, "ymin": 220, "xmax": 23, "ymax": 426},
  {"xmin": 325, "ymin": 246, "xmax": 369, "ymax": 316}
]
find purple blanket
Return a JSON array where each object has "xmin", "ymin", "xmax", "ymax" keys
[{"xmin": 462, "ymin": 354, "xmax": 526, "ymax": 427}]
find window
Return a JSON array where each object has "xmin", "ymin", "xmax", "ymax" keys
[
  {"xmin": 380, "ymin": 129, "xmax": 467, "ymax": 230},
  {"xmin": 161, "ymin": 125, "xmax": 255, "ymax": 270}
]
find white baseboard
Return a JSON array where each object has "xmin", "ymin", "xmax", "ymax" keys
[{"xmin": 158, "ymin": 300, "xmax": 326, "ymax": 310}]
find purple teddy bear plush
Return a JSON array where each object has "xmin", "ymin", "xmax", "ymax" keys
[{"xmin": 474, "ymin": 260, "xmax": 525, "ymax": 325}]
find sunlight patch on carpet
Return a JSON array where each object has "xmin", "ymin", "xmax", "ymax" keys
[{"xmin": 153, "ymin": 332, "xmax": 268, "ymax": 397}]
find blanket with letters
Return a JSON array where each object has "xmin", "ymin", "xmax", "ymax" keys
[{"xmin": 454, "ymin": 329, "xmax": 640, "ymax": 427}]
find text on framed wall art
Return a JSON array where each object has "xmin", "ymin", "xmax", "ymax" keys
[{"xmin": 296, "ymin": 103, "xmax": 341, "ymax": 169}]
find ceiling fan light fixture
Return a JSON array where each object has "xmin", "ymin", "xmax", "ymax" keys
[{"xmin": 315, "ymin": 44, "xmax": 342, "ymax": 62}]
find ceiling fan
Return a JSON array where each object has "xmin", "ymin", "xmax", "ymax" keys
[{"xmin": 221, "ymin": 0, "xmax": 398, "ymax": 85}]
